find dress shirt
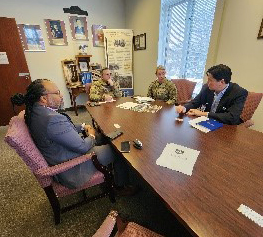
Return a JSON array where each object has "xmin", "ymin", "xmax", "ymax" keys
[{"xmin": 210, "ymin": 84, "xmax": 229, "ymax": 113}]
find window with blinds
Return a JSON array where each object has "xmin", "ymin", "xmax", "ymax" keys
[{"xmin": 158, "ymin": 0, "xmax": 217, "ymax": 92}]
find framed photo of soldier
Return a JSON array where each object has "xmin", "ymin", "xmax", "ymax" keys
[
  {"xmin": 69, "ymin": 16, "xmax": 88, "ymax": 41},
  {"xmin": 44, "ymin": 19, "xmax": 68, "ymax": 45}
]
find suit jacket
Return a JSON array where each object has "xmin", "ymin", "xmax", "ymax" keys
[
  {"xmin": 184, "ymin": 83, "xmax": 248, "ymax": 125},
  {"xmin": 29, "ymin": 104, "xmax": 99, "ymax": 189}
]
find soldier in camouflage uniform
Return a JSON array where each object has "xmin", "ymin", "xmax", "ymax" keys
[
  {"xmin": 147, "ymin": 65, "xmax": 178, "ymax": 104},
  {"xmin": 89, "ymin": 68, "xmax": 122, "ymax": 102}
]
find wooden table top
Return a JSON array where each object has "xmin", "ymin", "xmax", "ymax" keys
[{"xmin": 87, "ymin": 97, "xmax": 263, "ymax": 237}]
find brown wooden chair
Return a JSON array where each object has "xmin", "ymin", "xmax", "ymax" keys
[
  {"xmin": 240, "ymin": 92, "xmax": 263, "ymax": 128},
  {"xmin": 5, "ymin": 111, "xmax": 116, "ymax": 224},
  {"xmin": 93, "ymin": 210, "xmax": 164, "ymax": 237},
  {"xmin": 171, "ymin": 79, "xmax": 196, "ymax": 105}
]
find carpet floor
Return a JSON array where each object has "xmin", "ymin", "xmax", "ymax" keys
[{"xmin": 0, "ymin": 108, "xmax": 191, "ymax": 237}]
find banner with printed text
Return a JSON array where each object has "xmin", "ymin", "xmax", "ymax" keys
[{"xmin": 103, "ymin": 29, "xmax": 133, "ymax": 95}]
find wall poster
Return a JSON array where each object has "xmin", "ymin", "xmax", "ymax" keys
[{"xmin": 103, "ymin": 29, "xmax": 133, "ymax": 95}]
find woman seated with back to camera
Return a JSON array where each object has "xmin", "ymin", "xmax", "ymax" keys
[{"xmin": 147, "ymin": 65, "xmax": 178, "ymax": 104}]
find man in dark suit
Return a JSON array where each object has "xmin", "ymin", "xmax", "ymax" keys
[
  {"xmin": 176, "ymin": 64, "xmax": 248, "ymax": 125},
  {"xmin": 13, "ymin": 79, "xmax": 136, "ymax": 194}
]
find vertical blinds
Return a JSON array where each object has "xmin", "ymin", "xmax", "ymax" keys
[{"xmin": 158, "ymin": 0, "xmax": 217, "ymax": 81}]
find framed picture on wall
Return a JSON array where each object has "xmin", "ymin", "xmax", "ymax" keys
[
  {"xmin": 92, "ymin": 24, "xmax": 106, "ymax": 47},
  {"xmin": 257, "ymin": 18, "xmax": 263, "ymax": 39},
  {"xmin": 133, "ymin": 35, "xmax": 140, "ymax": 51},
  {"xmin": 17, "ymin": 24, "xmax": 46, "ymax": 51},
  {"xmin": 69, "ymin": 16, "xmax": 88, "ymax": 41},
  {"xmin": 133, "ymin": 33, "xmax": 146, "ymax": 50},
  {"xmin": 139, "ymin": 33, "xmax": 146, "ymax": 50},
  {"xmin": 44, "ymin": 19, "xmax": 68, "ymax": 45}
]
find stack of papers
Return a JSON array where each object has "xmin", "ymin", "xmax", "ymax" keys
[
  {"xmin": 98, "ymin": 99, "xmax": 116, "ymax": 104},
  {"xmin": 116, "ymin": 102, "xmax": 139, "ymax": 110},
  {"xmin": 189, "ymin": 116, "xmax": 223, "ymax": 133},
  {"xmin": 116, "ymin": 102, "xmax": 162, "ymax": 113},
  {"xmin": 238, "ymin": 204, "xmax": 263, "ymax": 227},
  {"xmin": 156, "ymin": 143, "xmax": 200, "ymax": 176},
  {"xmin": 133, "ymin": 96, "xmax": 155, "ymax": 103}
]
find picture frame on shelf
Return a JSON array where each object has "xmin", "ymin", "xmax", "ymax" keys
[
  {"xmin": 80, "ymin": 72, "xmax": 92, "ymax": 85},
  {"xmin": 257, "ymin": 18, "xmax": 263, "ymax": 39},
  {"xmin": 69, "ymin": 16, "xmax": 88, "ymax": 41},
  {"xmin": 17, "ymin": 24, "xmax": 46, "ymax": 51},
  {"xmin": 44, "ymin": 19, "xmax": 68, "ymax": 45},
  {"xmin": 61, "ymin": 59, "xmax": 80, "ymax": 87}
]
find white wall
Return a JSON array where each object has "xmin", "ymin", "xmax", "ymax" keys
[
  {"xmin": 125, "ymin": 0, "xmax": 161, "ymax": 96},
  {"xmin": 215, "ymin": 0, "xmax": 263, "ymax": 132},
  {"xmin": 0, "ymin": 0, "xmax": 125, "ymax": 107}
]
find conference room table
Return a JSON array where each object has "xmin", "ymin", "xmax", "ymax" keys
[{"xmin": 86, "ymin": 97, "xmax": 263, "ymax": 236}]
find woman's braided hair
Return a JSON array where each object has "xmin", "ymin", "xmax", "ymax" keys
[{"xmin": 11, "ymin": 79, "xmax": 49, "ymax": 126}]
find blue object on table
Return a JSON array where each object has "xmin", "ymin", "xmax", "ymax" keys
[
  {"xmin": 197, "ymin": 119, "xmax": 223, "ymax": 131},
  {"xmin": 80, "ymin": 72, "xmax": 92, "ymax": 84}
]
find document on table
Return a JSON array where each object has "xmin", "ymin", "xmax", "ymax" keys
[
  {"xmin": 189, "ymin": 116, "xmax": 210, "ymax": 133},
  {"xmin": 98, "ymin": 99, "xmax": 116, "ymax": 104},
  {"xmin": 133, "ymin": 96, "xmax": 155, "ymax": 103},
  {"xmin": 189, "ymin": 116, "xmax": 223, "ymax": 133},
  {"xmin": 156, "ymin": 143, "xmax": 200, "ymax": 176},
  {"xmin": 237, "ymin": 204, "xmax": 263, "ymax": 227},
  {"xmin": 116, "ymin": 102, "xmax": 139, "ymax": 109}
]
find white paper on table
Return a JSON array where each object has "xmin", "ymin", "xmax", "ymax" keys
[
  {"xmin": 188, "ymin": 116, "xmax": 210, "ymax": 133},
  {"xmin": 156, "ymin": 143, "xmax": 200, "ymax": 176},
  {"xmin": 133, "ymin": 96, "xmax": 155, "ymax": 103},
  {"xmin": 98, "ymin": 99, "xmax": 116, "ymax": 104},
  {"xmin": 114, "ymin": 124, "xmax": 121, "ymax": 129},
  {"xmin": 116, "ymin": 102, "xmax": 139, "ymax": 109},
  {"xmin": 237, "ymin": 204, "xmax": 263, "ymax": 227}
]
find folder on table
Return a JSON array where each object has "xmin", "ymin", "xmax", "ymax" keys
[{"xmin": 197, "ymin": 119, "xmax": 223, "ymax": 131}]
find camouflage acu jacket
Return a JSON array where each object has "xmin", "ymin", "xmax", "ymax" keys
[
  {"xmin": 147, "ymin": 79, "xmax": 178, "ymax": 104},
  {"xmin": 89, "ymin": 79, "xmax": 122, "ymax": 102}
]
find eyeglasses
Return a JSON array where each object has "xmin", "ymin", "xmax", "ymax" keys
[{"xmin": 44, "ymin": 90, "xmax": 61, "ymax": 95}]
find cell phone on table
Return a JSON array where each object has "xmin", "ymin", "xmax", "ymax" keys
[{"xmin": 121, "ymin": 141, "xmax": 130, "ymax": 153}]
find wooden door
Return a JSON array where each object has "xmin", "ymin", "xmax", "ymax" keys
[{"xmin": 0, "ymin": 17, "xmax": 31, "ymax": 126}]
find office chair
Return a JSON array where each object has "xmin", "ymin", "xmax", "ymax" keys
[
  {"xmin": 5, "ymin": 111, "xmax": 115, "ymax": 224},
  {"xmin": 171, "ymin": 79, "xmax": 196, "ymax": 105},
  {"xmin": 240, "ymin": 92, "xmax": 263, "ymax": 128},
  {"xmin": 93, "ymin": 210, "xmax": 163, "ymax": 237}
]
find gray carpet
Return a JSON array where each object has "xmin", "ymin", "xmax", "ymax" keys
[{"xmin": 0, "ymin": 108, "xmax": 191, "ymax": 237}]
